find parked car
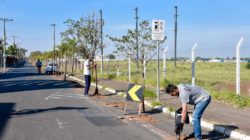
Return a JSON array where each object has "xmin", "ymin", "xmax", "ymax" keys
[{"xmin": 45, "ymin": 63, "xmax": 59, "ymax": 74}]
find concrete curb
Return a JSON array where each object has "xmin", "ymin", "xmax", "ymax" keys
[
  {"xmin": 0, "ymin": 68, "xmax": 9, "ymax": 74},
  {"xmin": 155, "ymin": 106, "xmax": 250, "ymax": 140},
  {"xmin": 67, "ymin": 75, "xmax": 250, "ymax": 140}
]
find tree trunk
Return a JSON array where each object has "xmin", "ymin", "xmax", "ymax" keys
[
  {"xmin": 116, "ymin": 60, "xmax": 120, "ymax": 77},
  {"xmin": 63, "ymin": 55, "xmax": 67, "ymax": 81},
  {"xmin": 71, "ymin": 55, "xmax": 74, "ymax": 74},
  {"xmin": 143, "ymin": 59, "xmax": 147, "ymax": 80}
]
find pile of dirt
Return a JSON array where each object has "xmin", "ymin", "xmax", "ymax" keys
[
  {"xmin": 103, "ymin": 102, "xmax": 125, "ymax": 108},
  {"xmin": 126, "ymin": 114, "xmax": 158, "ymax": 124},
  {"xmin": 216, "ymin": 82, "xmax": 250, "ymax": 97},
  {"xmin": 92, "ymin": 94, "xmax": 108, "ymax": 99}
]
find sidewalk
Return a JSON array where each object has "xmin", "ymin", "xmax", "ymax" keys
[{"xmin": 72, "ymin": 74, "xmax": 250, "ymax": 139}]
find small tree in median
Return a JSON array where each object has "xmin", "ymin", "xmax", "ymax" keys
[{"xmin": 108, "ymin": 20, "xmax": 166, "ymax": 81}]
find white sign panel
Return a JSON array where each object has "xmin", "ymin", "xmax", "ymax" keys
[{"xmin": 152, "ymin": 19, "xmax": 165, "ymax": 41}]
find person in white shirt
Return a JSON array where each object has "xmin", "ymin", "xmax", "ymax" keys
[{"xmin": 84, "ymin": 58, "xmax": 96, "ymax": 97}]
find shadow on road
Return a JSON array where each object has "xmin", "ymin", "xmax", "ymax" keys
[
  {"xmin": 201, "ymin": 130, "xmax": 230, "ymax": 140},
  {"xmin": 0, "ymin": 103, "xmax": 16, "ymax": 139},
  {"xmin": 0, "ymin": 105, "xmax": 87, "ymax": 139},
  {"xmin": 10, "ymin": 107, "xmax": 88, "ymax": 117},
  {"xmin": 184, "ymin": 125, "xmax": 238, "ymax": 140},
  {"xmin": 0, "ymin": 72, "xmax": 45, "ymax": 80},
  {"xmin": 0, "ymin": 79, "xmax": 84, "ymax": 94}
]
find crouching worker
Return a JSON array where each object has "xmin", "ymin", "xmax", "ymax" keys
[{"xmin": 166, "ymin": 84, "xmax": 211, "ymax": 140}]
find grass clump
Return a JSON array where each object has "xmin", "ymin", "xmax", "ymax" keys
[
  {"xmin": 151, "ymin": 101, "xmax": 163, "ymax": 107},
  {"xmin": 246, "ymin": 62, "xmax": 250, "ymax": 70},
  {"xmin": 169, "ymin": 106, "xmax": 176, "ymax": 112},
  {"xmin": 211, "ymin": 91, "xmax": 250, "ymax": 108},
  {"xmin": 144, "ymin": 88, "xmax": 157, "ymax": 98},
  {"xmin": 117, "ymin": 92, "xmax": 125, "ymax": 97},
  {"xmin": 108, "ymin": 74, "xmax": 116, "ymax": 79}
]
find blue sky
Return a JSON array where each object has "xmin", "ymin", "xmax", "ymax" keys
[{"xmin": 0, "ymin": 0, "xmax": 250, "ymax": 58}]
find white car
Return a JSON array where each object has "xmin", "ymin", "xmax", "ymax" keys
[{"xmin": 45, "ymin": 63, "xmax": 59, "ymax": 74}]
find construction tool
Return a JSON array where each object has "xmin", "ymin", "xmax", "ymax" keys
[
  {"xmin": 92, "ymin": 61, "xmax": 99, "ymax": 96},
  {"xmin": 175, "ymin": 108, "xmax": 189, "ymax": 140}
]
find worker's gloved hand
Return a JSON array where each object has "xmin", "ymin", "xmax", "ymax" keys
[{"xmin": 175, "ymin": 123, "xmax": 184, "ymax": 134}]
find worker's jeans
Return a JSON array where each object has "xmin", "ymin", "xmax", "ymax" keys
[
  {"xmin": 193, "ymin": 96, "xmax": 211, "ymax": 140},
  {"xmin": 84, "ymin": 75, "xmax": 91, "ymax": 95}
]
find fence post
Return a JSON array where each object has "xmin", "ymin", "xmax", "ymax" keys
[
  {"xmin": 163, "ymin": 47, "xmax": 168, "ymax": 80},
  {"xmin": 236, "ymin": 37, "xmax": 244, "ymax": 96},
  {"xmin": 191, "ymin": 43, "xmax": 198, "ymax": 86}
]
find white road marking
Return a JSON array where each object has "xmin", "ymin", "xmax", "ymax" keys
[
  {"xmin": 56, "ymin": 118, "xmax": 69, "ymax": 129},
  {"xmin": 3, "ymin": 83, "xmax": 17, "ymax": 87},
  {"xmin": 45, "ymin": 93, "xmax": 85, "ymax": 100},
  {"xmin": 53, "ymin": 82, "xmax": 66, "ymax": 86}
]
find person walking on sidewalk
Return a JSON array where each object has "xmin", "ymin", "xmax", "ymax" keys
[
  {"xmin": 83, "ymin": 57, "xmax": 96, "ymax": 97},
  {"xmin": 166, "ymin": 84, "xmax": 211, "ymax": 140}
]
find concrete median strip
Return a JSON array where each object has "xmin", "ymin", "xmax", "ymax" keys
[{"xmin": 67, "ymin": 75, "xmax": 250, "ymax": 140}]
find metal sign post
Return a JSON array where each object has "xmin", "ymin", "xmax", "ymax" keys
[
  {"xmin": 124, "ymin": 84, "xmax": 144, "ymax": 115},
  {"xmin": 152, "ymin": 19, "xmax": 165, "ymax": 101}
]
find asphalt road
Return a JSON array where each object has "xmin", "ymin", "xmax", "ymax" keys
[{"xmin": 0, "ymin": 62, "xmax": 168, "ymax": 140}]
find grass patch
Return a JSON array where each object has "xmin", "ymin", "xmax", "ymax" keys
[
  {"xmin": 211, "ymin": 91, "xmax": 250, "ymax": 108},
  {"xmin": 168, "ymin": 106, "xmax": 176, "ymax": 112},
  {"xmin": 151, "ymin": 101, "xmax": 163, "ymax": 107}
]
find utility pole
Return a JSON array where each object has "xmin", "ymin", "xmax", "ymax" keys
[
  {"xmin": 51, "ymin": 24, "xmax": 56, "ymax": 75},
  {"xmin": 12, "ymin": 35, "xmax": 18, "ymax": 67},
  {"xmin": 174, "ymin": 6, "xmax": 178, "ymax": 69},
  {"xmin": 0, "ymin": 18, "xmax": 13, "ymax": 71},
  {"xmin": 100, "ymin": 9, "xmax": 104, "ymax": 75},
  {"xmin": 135, "ymin": 7, "xmax": 139, "ymax": 68}
]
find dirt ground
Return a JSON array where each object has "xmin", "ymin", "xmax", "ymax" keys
[
  {"xmin": 102, "ymin": 101, "xmax": 125, "ymax": 108},
  {"xmin": 216, "ymin": 82, "xmax": 250, "ymax": 97},
  {"xmin": 126, "ymin": 114, "xmax": 158, "ymax": 124}
]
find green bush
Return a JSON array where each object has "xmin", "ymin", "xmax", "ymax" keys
[
  {"xmin": 108, "ymin": 74, "xmax": 116, "ymax": 79},
  {"xmin": 246, "ymin": 62, "xmax": 250, "ymax": 70}
]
